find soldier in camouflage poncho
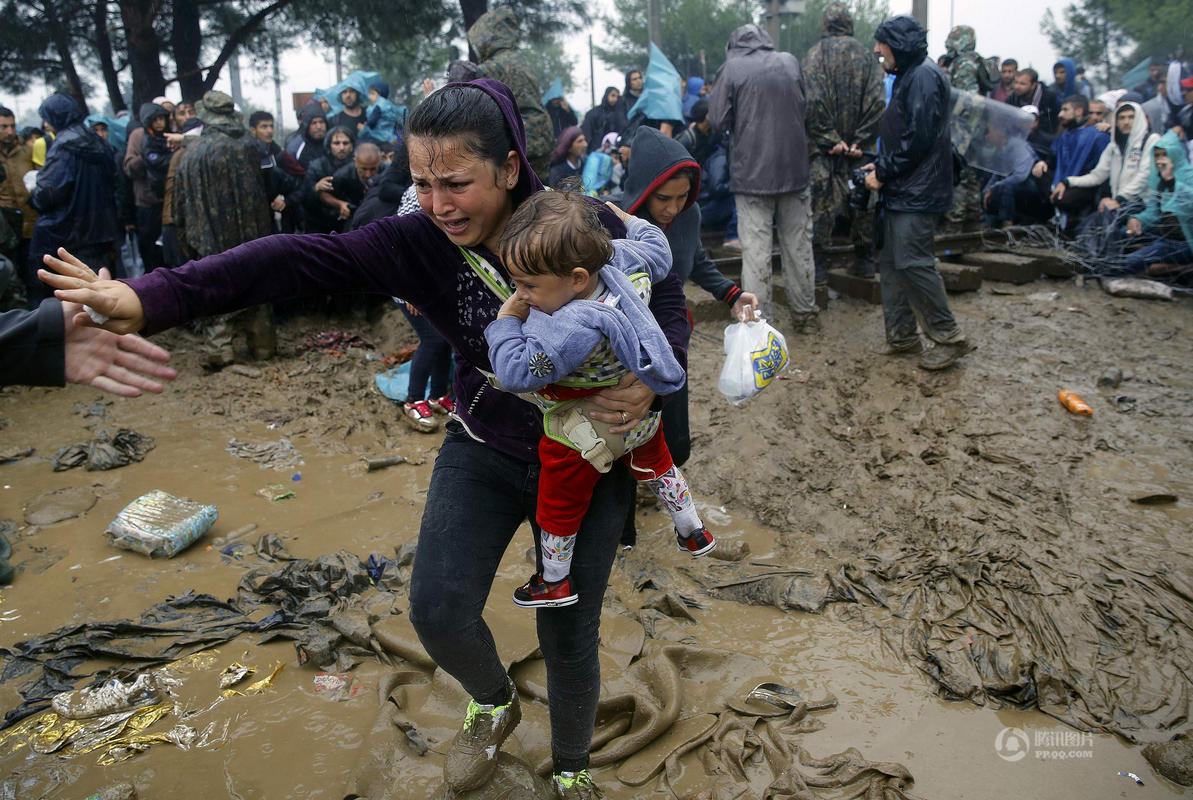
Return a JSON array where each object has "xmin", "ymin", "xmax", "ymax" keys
[
  {"xmin": 467, "ymin": 8, "xmax": 554, "ymax": 182},
  {"xmin": 943, "ymin": 26, "xmax": 991, "ymax": 231},
  {"xmin": 804, "ymin": 2, "xmax": 886, "ymax": 281},
  {"xmin": 174, "ymin": 91, "xmax": 274, "ymax": 367}
]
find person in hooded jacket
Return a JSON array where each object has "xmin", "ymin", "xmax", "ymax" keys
[
  {"xmin": 681, "ymin": 77, "xmax": 705, "ymax": 123},
  {"xmin": 173, "ymin": 91, "xmax": 273, "ymax": 368},
  {"xmin": 863, "ymin": 15, "xmax": 973, "ymax": 371},
  {"xmin": 547, "ymin": 127, "xmax": 586, "ymax": 187},
  {"xmin": 943, "ymin": 25, "xmax": 994, "ymax": 231},
  {"xmin": 327, "ymin": 75, "xmax": 370, "ymax": 133},
  {"xmin": 285, "ymin": 99, "xmax": 328, "ymax": 171},
  {"xmin": 467, "ymin": 7, "xmax": 554, "ymax": 181},
  {"xmin": 1122, "ymin": 131, "xmax": 1193, "ymax": 275},
  {"xmin": 1038, "ymin": 94, "xmax": 1110, "ymax": 229},
  {"xmin": 1060, "ymin": 101, "xmax": 1158, "ymax": 254},
  {"xmin": 1052, "ymin": 59, "xmax": 1078, "ymax": 103},
  {"xmin": 614, "ymin": 125, "xmax": 757, "ymax": 549},
  {"xmin": 708, "ymin": 24, "xmax": 816, "ymax": 333},
  {"xmin": 302, "ymin": 126, "xmax": 355, "ymax": 234},
  {"xmin": 582, "ymin": 87, "xmax": 627, "ymax": 152},
  {"xmin": 123, "ymin": 101, "xmax": 171, "ymax": 272},
  {"xmin": 28, "ymin": 94, "xmax": 119, "ymax": 305},
  {"xmin": 541, "ymin": 79, "xmax": 578, "ymax": 140},
  {"xmin": 804, "ymin": 2, "xmax": 887, "ymax": 283},
  {"xmin": 250, "ymin": 111, "xmax": 306, "ymax": 234},
  {"xmin": 616, "ymin": 69, "xmax": 645, "ymax": 119}
]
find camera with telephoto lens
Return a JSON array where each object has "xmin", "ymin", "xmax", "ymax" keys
[{"xmin": 849, "ymin": 167, "xmax": 871, "ymax": 212}]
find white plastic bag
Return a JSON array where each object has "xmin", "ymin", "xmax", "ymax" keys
[{"xmin": 717, "ymin": 315, "xmax": 789, "ymax": 405}]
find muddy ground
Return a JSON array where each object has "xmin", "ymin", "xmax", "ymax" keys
[{"xmin": 0, "ymin": 276, "xmax": 1190, "ymax": 799}]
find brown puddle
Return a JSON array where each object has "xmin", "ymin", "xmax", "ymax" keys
[{"xmin": 1, "ymin": 289, "xmax": 1191, "ymax": 799}]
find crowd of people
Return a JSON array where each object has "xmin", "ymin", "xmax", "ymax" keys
[{"xmin": 3, "ymin": 5, "xmax": 1193, "ymax": 798}]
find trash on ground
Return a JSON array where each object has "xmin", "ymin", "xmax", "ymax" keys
[
  {"xmin": 104, "ymin": 490, "xmax": 217, "ymax": 558},
  {"xmin": 365, "ymin": 454, "xmax": 419, "ymax": 472},
  {"xmin": 1097, "ymin": 367, "xmax": 1123, "ymax": 388},
  {"xmin": 217, "ymin": 663, "xmax": 254, "ymax": 690},
  {"xmin": 1130, "ymin": 493, "xmax": 1177, "ymax": 505},
  {"xmin": 52, "ymin": 429, "xmax": 155, "ymax": 472},
  {"xmin": 1058, "ymin": 390, "xmax": 1093, "ymax": 416},
  {"xmin": 1101, "ymin": 277, "xmax": 1174, "ymax": 300},
  {"xmin": 225, "ymin": 437, "xmax": 302, "ymax": 469},
  {"xmin": 51, "ymin": 673, "xmax": 162, "ymax": 720},
  {"xmin": 302, "ymin": 330, "xmax": 374, "ymax": 353},
  {"xmin": 256, "ymin": 484, "xmax": 295, "ymax": 502},
  {"xmin": 0, "ymin": 447, "xmax": 33, "ymax": 465},
  {"xmin": 313, "ymin": 672, "xmax": 360, "ymax": 701},
  {"xmin": 1116, "ymin": 771, "xmax": 1145, "ymax": 785}
]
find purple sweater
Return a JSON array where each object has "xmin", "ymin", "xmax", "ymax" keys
[{"xmin": 123, "ymin": 210, "xmax": 689, "ymax": 462}]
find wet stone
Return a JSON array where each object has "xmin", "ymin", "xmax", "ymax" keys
[
  {"xmin": 24, "ymin": 486, "xmax": 98, "ymax": 526},
  {"xmin": 1143, "ymin": 734, "xmax": 1193, "ymax": 786}
]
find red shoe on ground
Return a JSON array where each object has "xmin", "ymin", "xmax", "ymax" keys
[
  {"xmin": 513, "ymin": 573, "xmax": 579, "ymax": 608},
  {"xmin": 402, "ymin": 400, "xmax": 438, "ymax": 433},
  {"xmin": 429, "ymin": 394, "xmax": 456, "ymax": 415}
]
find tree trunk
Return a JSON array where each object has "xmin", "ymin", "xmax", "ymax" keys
[
  {"xmin": 459, "ymin": 0, "xmax": 486, "ymax": 61},
  {"xmin": 41, "ymin": 0, "xmax": 89, "ymax": 114},
  {"xmin": 171, "ymin": 0, "xmax": 204, "ymax": 102},
  {"xmin": 118, "ymin": 0, "xmax": 166, "ymax": 111},
  {"xmin": 198, "ymin": 0, "xmax": 299, "ymax": 93},
  {"xmin": 94, "ymin": 0, "xmax": 127, "ymax": 113}
]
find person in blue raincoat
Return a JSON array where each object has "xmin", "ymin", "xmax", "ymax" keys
[
  {"xmin": 359, "ymin": 84, "xmax": 407, "ymax": 146},
  {"xmin": 324, "ymin": 71, "xmax": 378, "ymax": 133},
  {"xmin": 541, "ymin": 78, "xmax": 578, "ymax": 139},
  {"xmin": 681, "ymin": 77, "xmax": 705, "ymax": 123}
]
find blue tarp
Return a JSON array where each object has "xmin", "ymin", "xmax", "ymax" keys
[
  {"xmin": 628, "ymin": 43, "xmax": 684, "ymax": 123},
  {"xmin": 316, "ymin": 70, "xmax": 381, "ymax": 117}
]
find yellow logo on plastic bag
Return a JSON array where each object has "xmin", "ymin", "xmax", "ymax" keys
[{"xmin": 750, "ymin": 332, "xmax": 788, "ymax": 390}]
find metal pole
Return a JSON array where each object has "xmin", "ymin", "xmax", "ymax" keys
[
  {"xmin": 648, "ymin": 0, "xmax": 661, "ymax": 48},
  {"xmin": 765, "ymin": 0, "xmax": 780, "ymax": 46},
  {"xmin": 911, "ymin": 0, "xmax": 928, "ymax": 28},
  {"xmin": 271, "ymin": 36, "xmax": 284, "ymax": 138},
  {"xmin": 589, "ymin": 34, "xmax": 596, "ymax": 109}
]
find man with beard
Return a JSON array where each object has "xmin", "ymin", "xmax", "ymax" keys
[
  {"xmin": 250, "ymin": 110, "xmax": 305, "ymax": 233},
  {"xmin": 989, "ymin": 58, "xmax": 1018, "ymax": 103},
  {"xmin": 173, "ymin": 91, "xmax": 273, "ymax": 368},
  {"xmin": 1034, "ymin": 94, "xmax": 1109, "ymax": 229},
  {"xmin": 1010, "ymin": 68, "xmax": 1060, "ymax": 134},
  {"xmin": 804, "ymin": 2, "xmax": 886, "ymax": 284},
  {"xmin": 616, "ymin": 69, "xmax": 644, "ymax": 118},
  {"xmin": 285, "ymin": 99, "xmax": 328, "ymax": 170},
  {"xmin": 303, "ymin": 126, "xmax": 355, "ymax": 234},
  {"xmin": 862, "ymin": 16, "xmax": 973, "ymax": 371},
  {"xmin": 0, "ymin": 105, "xmax": 36, "ymax": 305},
  {"xmin": 327, "ymin": 76, "xmax": 369, "ymax": 133},
  {"xmin": 321, "ymin": 142, "xmax": 381, "ymax": 229},
  {"xmin": 123, "ymin": 101, "xmax": 171, "ymax": 271},
  {"xmin": 582, "ymin": 87, "xmax": 628, "ymax": 153}
]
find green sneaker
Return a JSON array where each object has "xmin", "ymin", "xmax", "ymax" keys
[
  {"xmin": 552, "ymin": 769, "xmax": 604, "ymax": 799},
  {"xmin": 444, "ymin": 690, "xmax": 521, "ymax": 792}
]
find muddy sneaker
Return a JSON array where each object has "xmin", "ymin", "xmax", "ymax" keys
[
  {"xmin": 444, "ymin": 690, "xmax": 522, "ymax": 792},
  {"xmin": 791, "ymin": 312, "xmax": 821, "ymax": 335},
  {"xmin": 402, "ymin": 400, "xmax": 438, "ymax": 433},
  {"xmin": 553, "ymin": 770, "xmax": 604, "ymax": 799},
  {"xmin": 918, "ymin": 340, "xmax": 975, "ymax": 371},
  {"xmin": 513, "ymin": 573, "xmax": 579, "ymax": 608},
  {"xmin": 429, "ymin": 394, "xmax": 456, "ymax": 415},
  {"xmin": 676, "ymin": 527, "xmax": 717, "ymax": 557},
  {"xmin": 873, "ymin": 339, "xmax": 924, "ymax": 356}
]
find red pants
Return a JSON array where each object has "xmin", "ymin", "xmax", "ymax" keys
[{"xmin": 537, "ymin": 426, "xmax": 675, "ymax": 536}]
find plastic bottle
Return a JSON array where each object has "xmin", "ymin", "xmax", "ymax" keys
[{"xmin": 1058, "ymin": 390, "xmax": 1092, "ymax": 416}]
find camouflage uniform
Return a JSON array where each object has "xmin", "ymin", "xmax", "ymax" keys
[
  {"xmin": 803, "ymin": 3, "xmax": 886, "ymax": 281},
  {"xmin": 943, "ymin": 26, "xmax": 987, "ymax": 231},
  {"xmin": 174, "ymin": 91, "xmax": 275, "ymax": 365},
  {"xmin": 468, "ymin": 8, "xmax": 554, "ymax": 182}
]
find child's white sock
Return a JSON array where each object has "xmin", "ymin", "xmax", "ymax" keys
[
  {"xmin": 540, "ymin": 531, "xmax": 576, "ymax": 582},
  {"xmin": 646, "ymin": 466, "xmax": 703, "ymax": 537}
]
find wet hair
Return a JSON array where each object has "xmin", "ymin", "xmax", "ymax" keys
[
  {"xmin": 249, "ymin": 110, "xmax": 274, "ymax": 128},
  {"xmin": 406, "ymin": 85, "xmax": 512, "ymax": 168},
  {"xmin": 326, "ymin": 125, "xmax": 356, "ymax": 145},
  {"xmin": 499, "ymin": 191, "xmax": 613, "ymax": 278},
  {"xmin": 1018, "ymin": 68, "xmax": 1039, "ymax": 84},
  {"xmin": 1001, "ymin": 59, "xmax": 1018, "ymax": 69},
  {"xmin": 0, "ymin": 106, "xmax": 13, "ymax": 120},
  {"xmin": 1062, "ymin": 94, "xmax": 1089, "ymax": 115}
]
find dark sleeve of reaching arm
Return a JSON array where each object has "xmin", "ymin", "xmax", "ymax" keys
[
  {"xmin": 0, "ymin": 299, "xmax": 65, "ymax": 387},
  {"xmin": 874, "ymin": 69, "xmax": 947, "ymax": 184}
]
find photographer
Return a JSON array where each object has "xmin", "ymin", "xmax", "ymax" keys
[{"xmin": 864, "ymin": 15, "xmax": 974, "ymax": 371}]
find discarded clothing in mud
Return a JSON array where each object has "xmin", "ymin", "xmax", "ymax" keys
[
  {"xmin": 52, "ymin": 429, "xmax": 155, "ymax": 471},
  {"xmin": 699, "ymin": 541, "xmax": 1193, "ymax": 743},
  {"xmin": 225, "ymin": 437, "xmax": 303, "ymax": 469},
  {"xmin": 0, "ymin": 592, "xmax": 284, "ymax": 729},
  {"xmin": 301, "ymin": 330, "xmax": 374, "ymax": 354}
]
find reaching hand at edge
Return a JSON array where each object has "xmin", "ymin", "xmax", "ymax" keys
[{"xmin": 39, "ymin": 248, "xmax": 148, "ymax": 335}]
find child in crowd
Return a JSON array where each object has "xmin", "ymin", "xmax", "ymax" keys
[{"xmin": 485, "ymin": 191, "xmax": 715, "ymax": 609}]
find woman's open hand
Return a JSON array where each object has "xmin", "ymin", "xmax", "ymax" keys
[{"xmin": 39, "ymin": 248, "xmax": 147, "ymax": 334}]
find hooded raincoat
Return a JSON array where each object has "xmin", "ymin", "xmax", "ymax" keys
[
  {"xmin": 804, "ymin": 3, "xmax": 886, "ymax": 155},
  {"xmin": 286, "ymin": 100, "xmax": 328, "ymax": 169},
  {"xmin": 123, "ymin": 102, "xmax": 170, "ymax": 207},
  {"xmin": 1066, "ymin": 102, "xmax": 1159, "ymax": 203},
  {"xmin": 872, "ymin": 16, "xmax": 953, "ymax": 213},
  {"xmin": 707, "ymin": 25, "xmax": 809, "ymax": 195},
  {"xmin": 1052, "ymin": 58, "xmax": 1078, "ymax": 101},
  {"xmin": 582, "ymin": 88, "xmax": 628, "ymax": 149},
  {"xmin": 943, "ymin": 26, "xmax": 991, "ymax": 94},
  {"xmin": 468, "ymin": 8, "xmax": 554, "ymax": 168},
  {"xmin": 121, "ymin": 79, "xmax": 690, "ymax": 464},
  {"xmin": 1135, "ymin": 131, "xmax": 1193, "ymax": 245},
  {"xmin": 29, "ymin": 94, "xmax": 118, "ymax": 263},
  {"xmin": 681, "ymin": 77, "xmax": 705, "ymax": 122}
]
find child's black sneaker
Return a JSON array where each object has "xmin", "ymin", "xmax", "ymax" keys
[
  {"xmin": 676, "ymin": 527, "xmax": 717, "ymax": 557},
  {"xmin": 513, "ymin": 573, "xmax": 579, "ymax": 608}
]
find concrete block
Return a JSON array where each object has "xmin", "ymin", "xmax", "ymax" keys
[
  {"xmin": 959, "ymin": 251, "xmax": 1040, "ymax": 284},
  {"xmin": 937, "ymin": 262, "xmax": 983, "ymax": 292},
  {"xmin": 1015, "ymin": 247, "xmax": 1077, "ymax": 277},
  {"xmin": 826, "ymin": 269, "xmax": 882, "ymax": 304}
]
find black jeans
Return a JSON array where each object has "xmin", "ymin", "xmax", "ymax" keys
[
  {"xmin": 408, "ymin": 422, "xmax": 631, "ymax": 773},
  {"xmin": 400, "ymin": 305, "xmax": 452, "ymax": 402}
]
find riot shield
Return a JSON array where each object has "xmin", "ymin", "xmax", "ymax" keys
[{"xmin": 949, "ymin": 89, "xmax": 1035, "ymax": 177}]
